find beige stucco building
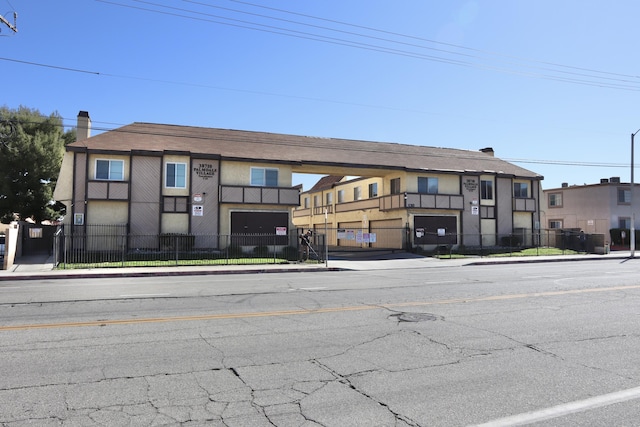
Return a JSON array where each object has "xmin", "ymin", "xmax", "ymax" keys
[
  {"xmin": 542, "ymin": 178, "xmax": 637, "ymax": 238},
  {"xmin": 54, "ymin": 112, "xmax": 543, "ymax": 252}
]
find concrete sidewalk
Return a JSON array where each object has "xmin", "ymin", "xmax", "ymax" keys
[{"xmin": 0, "ymin": 251, "xmax": 634, "ymax": 281}]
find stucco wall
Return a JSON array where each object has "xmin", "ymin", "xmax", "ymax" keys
[
  {"xmin": 88, "ymin": 201, "xmax": 128, "ymax": 224},
  {"xmin": 221, "ymin": 161, "xmax": 292, "ymax": 187},
  {"xmin": 161, "ymin": 213, "xmax": 189, "ymax": 234}
]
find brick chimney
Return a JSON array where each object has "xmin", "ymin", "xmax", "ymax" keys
[{"xmin": 77, "ymin": 111, "xmax": 91, "ymax": 141}]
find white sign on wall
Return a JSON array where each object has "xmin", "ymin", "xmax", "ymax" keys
[{"xmin": 192, "ymin": 205, "xmax": 203, "ymax": 216}]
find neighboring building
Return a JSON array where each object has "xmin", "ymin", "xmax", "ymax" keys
[
  {"xmin": 542, "ymin": 177, "xmax": 637, "ymax": 238},
  {"xmin": 54, "ymin": 112, "xmax": 543, "ymax": 252}
]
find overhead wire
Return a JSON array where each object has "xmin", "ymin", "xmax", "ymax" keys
[
  {"xmin": 94, "ymin": 0, "xmax": 640, "ymax": 91},
  {"xmin": 3, "ymin": 2, "xmax": 636, "ymax": 171}
]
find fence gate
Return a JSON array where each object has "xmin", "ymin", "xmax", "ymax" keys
[{"xmin": 21, "ymin": 223, "xmax": 56, "ymax": 256}]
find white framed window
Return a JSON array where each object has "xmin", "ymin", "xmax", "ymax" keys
[
  {"xmin": 165, "ymin": 162, "xmax": 187, "ymax": 188},
  {"xmin": 95, "ymin": 159, "xmax": 124, "ymax": 181},
  {"xmin": 250, "ymin": 167, "xmax": 278, "ymax": 186},
  {"xmin": 418, "ymin": 177, "xmax": 438, "ymax": 194}
]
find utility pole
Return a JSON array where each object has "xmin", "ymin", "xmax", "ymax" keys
[{"xmin": 0, "ymin": 11, "xmax": 17, "ymax": 34}]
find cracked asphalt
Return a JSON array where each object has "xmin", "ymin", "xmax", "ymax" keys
[{"xmin": 2, "ymin": 259, "xmax": 640, "ymax": 426}]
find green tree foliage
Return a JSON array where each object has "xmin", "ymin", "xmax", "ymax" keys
[{"xmin": 0, "ymin": 106, "xmax": 75, "ymax": 223}]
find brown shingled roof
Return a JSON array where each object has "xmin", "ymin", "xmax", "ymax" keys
[
  {"xmin": 308, "ymin": 176, "xmax": 345, "ymax": 193},
  {"xmin": 67, "ymin": 122, "xmax": 542, "ymax": 179}
]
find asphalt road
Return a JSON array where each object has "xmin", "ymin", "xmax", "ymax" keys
[{"xmin": 1, "ymin": 259, "xmax": 640, "ymax": 426}]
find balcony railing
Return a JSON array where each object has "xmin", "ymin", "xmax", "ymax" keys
[
  {"xmin": 87, "ymin": 180, "xmax": 129, "ymax": 200},
  {"xmin": 513, "ymin": 197, "xmax": 536, "ymax": 212},
  {"xmin": 380, "ymin": 193, "xmax": 465, "ymax": 211},
  {"xmin": 313, "ymin": 205, "xmax": 334, "ymax": 215},
  {"xmin": 219, "ymin": 185, "xmax": 300, "ymax": 205}
]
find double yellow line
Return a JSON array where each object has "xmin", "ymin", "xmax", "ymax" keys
[{"xmin": 2, "ymin": 283, "xmax": 639, "ymax": 332}]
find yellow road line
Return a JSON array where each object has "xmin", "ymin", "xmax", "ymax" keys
[{"xmin": 2, "ymin": 283, "xmax": 640, "ymax": 332}]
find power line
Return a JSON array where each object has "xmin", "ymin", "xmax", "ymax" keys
[
  {"xmin": 228, "ymin": 0, "xmax": 640, "ymax": 81},
  {"xmin": 165, "ymin": 0, "xmax": 640, "ymax": 89},
  {"xmin": 96, "ymin": 0, "xmax": 640, "ymax": 91}
]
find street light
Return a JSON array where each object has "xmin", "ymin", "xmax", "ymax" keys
[{"xmin": 632, "ymin": 129, "xmax": 640, "ymax": 258}]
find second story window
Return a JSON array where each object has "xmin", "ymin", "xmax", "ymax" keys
[
  {"xmin": 326, "ymin": 192, "xmax": 333, "ymax": 205},
  {"xmin": 548, "ymin": 193, "xmax": 562, "ymax": 207},
  {"xmin": 390, "ymin": 178, "xmax": 401, "ymax": 195},
  {"xmin": 250, "ymin": 167, "xmax": 278, "ymax": 186},
  {"xmin": 369, "ymin": 183, "xmax": 378, "ymax": 198},
  {"xmin": 618, "ymin": 188, "xmax": 631, "ymax": 204},
  {"xmin": 96, "ymin": 159, "xmax": 124, "ymax": 181},
  {"xmin": 418, "ymin": 177, "xmax": 438, "ymax": 194},
  {"xmin": 303, "ymin": 197, "xmax": 309, "ymax": 209},
  {"xmin": 514, "ymin": 182, "xmax": 529, "ymax": 198},
  {"xmin": 481, "ymin": 180, "xmax": 493, "ymax": 200},
  {"xmin": 354, "ymin": 186, "xmax": 362, "ymax": 200},
  {"xmin": 165, "ymin": 162, "xmax": 187, "ymax": 188},
  {"xmin": 313, "ymin": 195, "xmax": 320, "ymax": 207},
  {"xmin": 337, "ymin": 189, "xmax": 345, "ymax": 203}
]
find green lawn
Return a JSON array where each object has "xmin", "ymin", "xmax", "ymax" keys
[
  {"xmin": 58, "ymin": 258, "xmax": 295, "ymax": 269},
  {"xmin": 488, "ymin": 247, "xmax": 579, "ymax": 257}
]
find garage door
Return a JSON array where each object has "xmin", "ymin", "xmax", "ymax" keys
[
  {"xmin": 370, "ymin": 219, "xmax": 404, "ymax": 249},
  {"xmin": 337, "ymin": 221, "xmax": 362, "ymax": 248}
]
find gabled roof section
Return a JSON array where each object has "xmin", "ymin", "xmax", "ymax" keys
[
  {"xmin": 66, "ymin": 122, "xmax": 543, "ymax": 179},
  {"xmin": 308, "ymin": 176, "xmax": 345, "ymax": 193}
]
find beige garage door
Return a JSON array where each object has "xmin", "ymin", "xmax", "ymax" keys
[{"xmin": 370, "ymin": 219, "xmax": 404, "ymax": 249}]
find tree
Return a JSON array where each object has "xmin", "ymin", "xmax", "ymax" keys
[{"xmin": 0, "ymin": 106, "xmax": 75, "ymax": 223}]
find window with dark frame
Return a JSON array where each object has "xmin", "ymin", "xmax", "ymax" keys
[
  {"xmin": 368, "ymin": 183, "xmax": 378, "ymax": 198},
  {"xmin": 165, "ymin": 162, "xmax": 187, "ymax": 188},
  {"xmin": 481, "ymin": 180, "xmax": 494, "ymax": 200},
  {"xmin": 548, "ymin": 193, "xmax": 562, "ymax": 207},
  {"xmin": 549, "ymin": 220, "xmax": 563, "ymax": 229},
  {"xmin": 418, "ymin": 177, "xmax": 438, "ymax": 194},
  {"xmin": 250, "ymin": 167, "xmax": 278, "ymax": 187},
  {"xmin": 163, "ymin": 196, "xmax": 189, "ymax": 213},
  {"xmin": 96, "ymin": 159, "xmax": 124, "ymax": 181},
  {"xmin": 514, "ymin": 182, "xmax": 529, "ymax": 198},
  {"xmin": 390, "ymin": 178, "xmax": 401, "ymax": 195},
  {"xmin": 618, "ymin": 188, "xmax": 631, "ymax": 204}
]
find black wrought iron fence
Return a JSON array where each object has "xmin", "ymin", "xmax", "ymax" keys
[
  {"xmin": 54, "ymin": 227, "xmax": 324, "ymax": 269},
  {"xmin": 412, "ymin": 229, "xmax": 607, "ymax": 257}
]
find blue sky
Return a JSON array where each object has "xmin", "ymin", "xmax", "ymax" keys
[{"xmin": 2, "ymin": 0, "xmax": 640, "ymax": 191}]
